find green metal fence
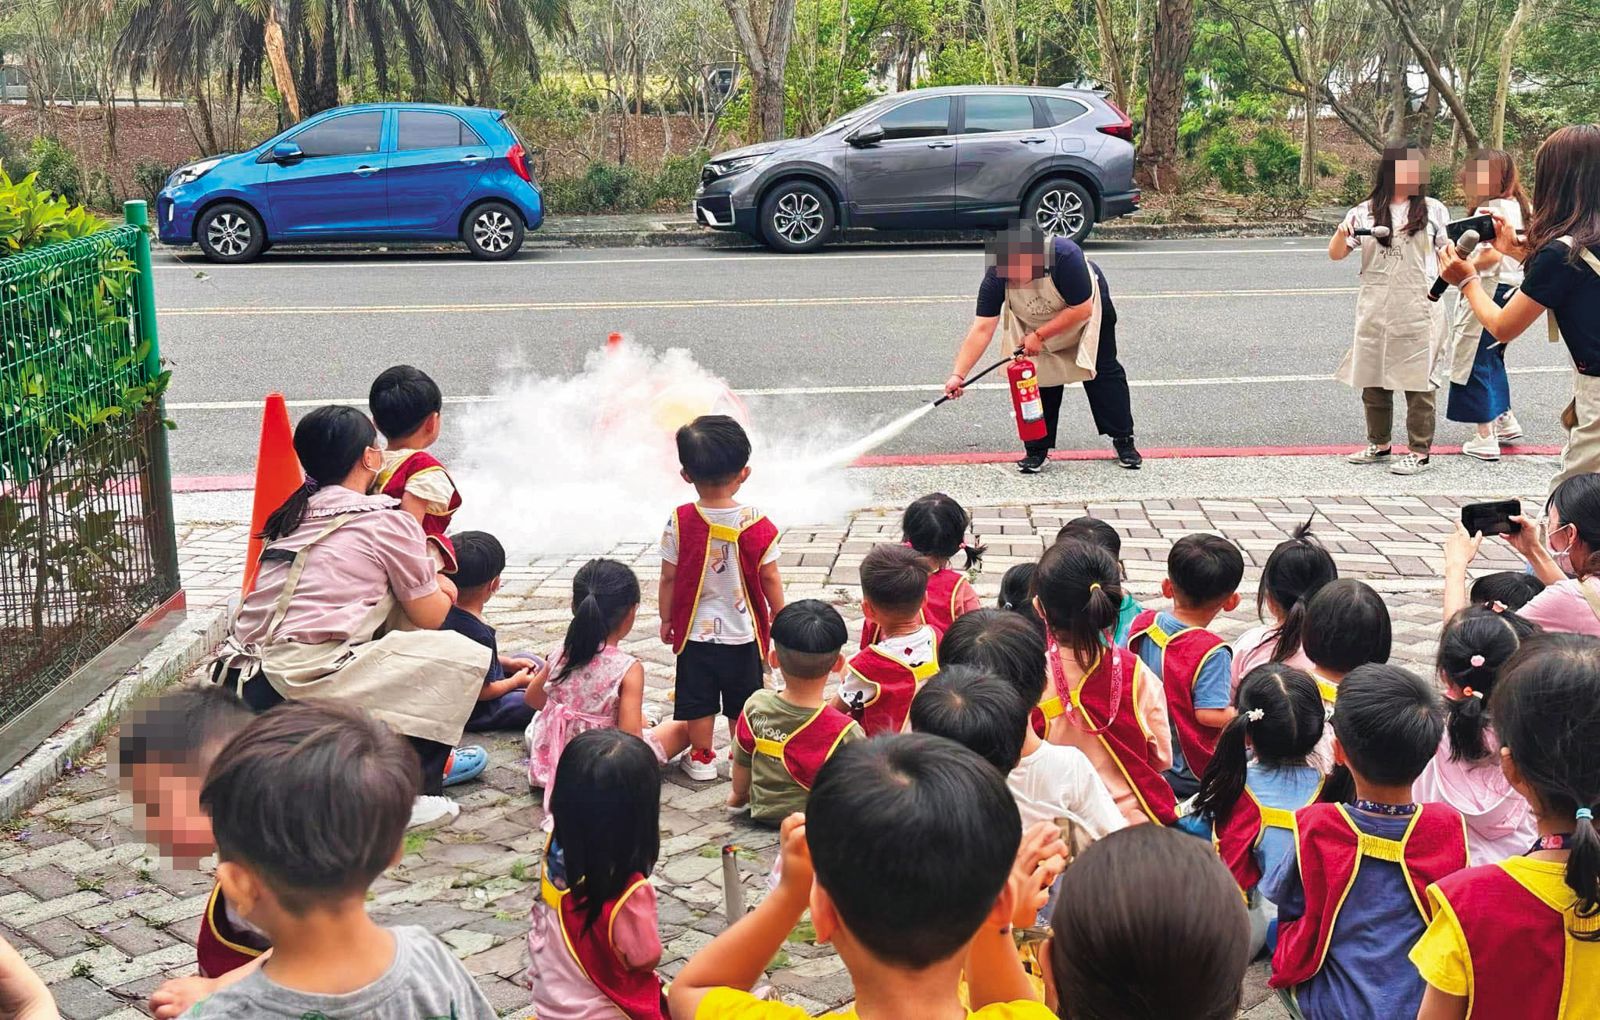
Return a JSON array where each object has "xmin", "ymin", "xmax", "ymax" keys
[{"xmin": 0, "ymin": 202, "xmax": 179, "ymax": 758}]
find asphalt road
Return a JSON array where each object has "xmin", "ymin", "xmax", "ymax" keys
[{"xmin": 150, "ymin": 237, "xmax": 1575, "ymax": 478}]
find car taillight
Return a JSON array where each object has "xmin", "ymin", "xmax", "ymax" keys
[
  {"xmin": 507, "ymin": 142, "xmax": 532, "ymax": 182},
  {"xmin": 1097, "ymin": 101, "xmax": 1134, "ymax": 142}
]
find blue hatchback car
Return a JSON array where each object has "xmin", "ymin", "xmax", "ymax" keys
[{"xmin": 158, "ymin": 103, "xmax": 542, "ymax": 262}]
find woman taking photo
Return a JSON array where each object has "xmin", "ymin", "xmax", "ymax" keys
[{"xmin": 1440, "ymin": 124, "xmax": 1600, "ymax": 489}]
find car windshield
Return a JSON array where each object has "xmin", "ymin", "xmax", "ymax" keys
[{"xmin": 816, "ymin": 96, "xmax": 893, "ymax": 136}]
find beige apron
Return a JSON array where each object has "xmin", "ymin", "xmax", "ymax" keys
[
  {"xmin": 995, "ymin": 267, "xmax": 1103, "ymax": 388},
  {"xmin": 1447, "ymin": 259, "xmax": 1499, "ymax": 386},
  {"xmin": 1336, "ymin": 228, "xmax": 1447, "ymax": 393},
  {"xmin": 212, "ymin": 514, "xmax": 490, "ymax": 747}
]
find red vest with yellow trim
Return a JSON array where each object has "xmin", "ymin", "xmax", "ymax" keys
[
  {"xmin": 1055, "ymin": 643, "xmax": 1178, "ymax": 826},
  {"xmin": 541, "ymin": 872, "xmax": 666, "ymax": 1020},
  {"xmin": 376, "ymin": 450, "xmax": 461, "ymax": 573},
  {"xmin": 845, "ymin": 644, "xmax": 939, "ymax": 735},
  {"xmin": 860, "ymin": 568, "xmax": 971, "ymax": 649},
  {"xmin": 1127, "ymin": 610, "xmax": 1227, "ymax": 779},
  {"xmin": 667, "ymin": 504, "xmax": 780, "ymax": 655},
  {"xmin": 196, "ymin": 883, "xmax": 270, "ymax": 979},
  {"xmin": 1270, "ymin": 802, "xmax": 1468, "ymax": 989},
  {"xmin": 1031, "ymin": 688, "xmax": 1065, "ymax": 739},
  {"xmin": 1213, "ymin": 782, "xmax": 1321, "ymax": 893},
  {"xmin": 734, "ymin": 703, "xmax": 858, "ymax": 793}
]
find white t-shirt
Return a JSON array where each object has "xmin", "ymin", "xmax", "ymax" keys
[
  {"xmin": 659, "ymin": 503, "xmax": 781, "ymax": 645},
  {"xmin": 837, "ymin": 624, "xmax": 937, "ymax": 706},
  {"xmin": 1343, "ymin": 197, "xmax": 1451, "ymax": 277},
  {"xmin": 1470, "ymin": 196, "xmax": 1525, "ymax": 286},
  {"xmin": 1008, "ymin": 742, "xmax": 1128, "ymax": 840}
]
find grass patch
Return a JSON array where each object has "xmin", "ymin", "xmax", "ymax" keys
[{"xmin": 402, "ymin": 831, "xmax": 430, "ymax": 857}]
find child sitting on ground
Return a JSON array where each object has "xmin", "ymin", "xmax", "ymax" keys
[
  {"xmin": 860, "ymin": 493, "xmax": 983, "ymax": 646},
  {"xmin": 181, "ymin": 702, "xmax": 495, "ymax": 1018},
  {"xmin": 529, "ymin": 729, "xmax": 667, "ymax": 1020},
  {"xmin": 997, "ymin": 563, "xmax": 1044, "ymax": 635},
  {"xmin": 1036, "ymin": 538, "xmax": 1173, "ymax": 827},
  {"xmin": 1231, "ymin": 520, "xmax": 1338, "ymax": 689},
  {"xmin": 667, "ymin": 734, "xmax": 1067, "ymax": 1020},
  {"xmin": 1265, "ymin": 664, "xmax": 1467, "ymax": 1020},
  {"xmin": 1302, "ymin": 579, "xmax": 1393, "ymax": 711},
  {"xmin": 1056, "ymin": 517, "xmax": 1144, "ymax": 646},
  {"xmin": 659, "ymin": 415, "xmax": 784, "ymax": 782},
  {"xmin": 835, "ymin": 543, "xmax": 939, "ymax": 735},
  {"xmin": 731, "ymin": 600, "xmax": 863, "ymax": 821},
  {"xmin": 910, "ymin": 664, "xmax": 1032, "ymax": 774},
  {"xmin": 445, "ymin": 531, "xmax": 542, "ymax": 734},
  {"xmin": 1411, "ymin": 633, "xmax": 1600, "ymax": 1019},
  {"xmin": 1128, "ymin": 533, "xmax": 1244, "ymax": 797},
  {"xmin": 369, "ymin": 365, "xmax": 461, "ymax": 571},
  {"xmin": 1045, "ymin": 825, "xmax": 1252, "ymax": 1020},
  {"xmin": 526, "ymin": 559, "xmax": 690, "ymax": 813},
  {"xmin": 940, "ymin": 611, "xmax": 1125, "ymax": 841}
]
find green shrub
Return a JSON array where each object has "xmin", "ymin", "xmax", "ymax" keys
[
  {"xmin": 543, "ymin": 152, "xmax": 713, "ymax": 214},
  {"xmin": 1245, "ymin": 127, "xmax": 1301, "ymax": 189},
  {"xmin": 0, "ymin": 126, "xmax": 30, "ymax": 177},
  {"xmin": 1338, "ymin": 168, "xmax": 1369, "ymax": 206},
  {"xmin": 86, "ymin": 170, "xmax": 117, "ymax": 211},
  {"xmin": 652, "ymin": 150, "xmax": 707, "ymax": 206},
  {"xmin": 28, "ymin": 136, "xmax": 81, "ymax": 204},
  {"xmin": 1429, "ymin": 161, "xmax": 1461, "ymax": 205},
  {"xmin": 1247, "ymin": 181, "xmax": 1311, "ymax": 219},
  {"xmin": 1201, "ymin": 127, "xmax": 1249, "ymax": 193},
  {"xmin": 133, "ymin": 159, "xmax": 174, "ymax": 205}
]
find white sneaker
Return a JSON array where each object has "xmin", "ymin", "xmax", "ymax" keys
[
  {"xmin": 408, "ymin": 795, "xmax": 461, "ymax": 830},
  {"xmin": 680, "ymin": 750, "xmax": 718, "ymax": 782},
  {"xmin": 1389, "ymin": 453, "xmax": 1432, "ymax": 475},
  {"xmin": 1462, "ymin": 433, "xmax": 1501, "ymax": 461},
  {"xmin": 1347, "ymin": 445, "xmax": 1393, "ymax": 465},
  {"xmin": 1495, "ymin": 411, "xmax": 1524, "ymax": 441}
]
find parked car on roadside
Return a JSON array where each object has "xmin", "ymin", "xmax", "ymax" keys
[
  {"xmin": 694, "ymin": 85, "xmax": 1139, "ymax": 252},
  {"xmin": 157, "ymin": 103, "xmax": 542, "ymax": 263}
]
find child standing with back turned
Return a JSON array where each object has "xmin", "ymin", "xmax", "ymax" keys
[
  {"xmin": 659, "ymin": 415, "xmax": 785, "ymax": 782},
  {"xmin": 369, "ymin": 365, "xmax": 461, "ymax": 571}
]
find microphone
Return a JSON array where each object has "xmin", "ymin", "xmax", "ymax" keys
[
  {"xmin": 1352, "ymin": 225, "xmax": 1391, "ymax": 239},
  {"xmin": 1430, "ymin": 229, "xmax": 1480, "ymax": 302}
]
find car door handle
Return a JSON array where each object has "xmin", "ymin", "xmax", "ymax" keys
[
  {"xmin": 926, "ymin": 141, "xmax": 954, "ymax": 149},
  {"xmin": 1019, "ymin": 137, "xmax": 1048, "ymax": 144},
  {"xmin": 459, "ymin": 154, "xmax": 487, "ymax": 163},
  {"xmin": 352, "ymin": 165, "xmax": 382, "ymax": 176}
]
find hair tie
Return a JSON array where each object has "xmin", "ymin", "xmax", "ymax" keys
[
  {"xmin": 303, "ymin": 479, "xmax": 321, "ymax": 493},
  {"xmin": 1088, "ymin": 582, "xmax": 1103, "ymax": 594},
  {"xmin": 1490, "ymin": 601, "xmax": 1507, "ymax": 613},
  {"xmin": 1245, "ymin": 708, "xmax": 1265, "ymax": 723},
  {"xmin": 1578, "ymin": 807, "xmax": 1595, "ymax": 823},
  {"xmin": 1469, "ymin": 655, "xmax": 1486, "ymax": 668},
  {"xmin": 1462, "ymin": 686, "xmax": 1484, "ymax": 700}
]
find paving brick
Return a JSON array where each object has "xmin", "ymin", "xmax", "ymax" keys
[{"xmin": 44, "ymin": 976, "xmax": 125, "ymax": 1020}]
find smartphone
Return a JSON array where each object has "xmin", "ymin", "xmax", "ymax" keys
[
  {"xmin": 1447, "ymin": 213, "xmax": 1497, "ymax": 246},
  {"xmin": 1461, "ymin": 499, "xmax": 1522, "ymax": 536}
]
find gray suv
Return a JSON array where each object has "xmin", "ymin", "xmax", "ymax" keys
[{"xmin": 694, "ymin": 85, "xmax": 1139, "ymax": 253}]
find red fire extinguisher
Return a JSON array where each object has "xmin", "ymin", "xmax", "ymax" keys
[{"xmin": 1008, "ymin": 357, "xmax": 1049, "ymax": 442}]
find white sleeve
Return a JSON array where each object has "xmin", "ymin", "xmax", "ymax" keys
[
  {"xmin": 1342, "ymin": 203, "xmax": 1369, "ymax": 249},
  {"xmin": 1429, "ymin": 198, "xmax": 1452, "ymax": 250},
  {"xmin": 1058, "ymin": 749, "xmax": 1129, "ymax": 839},
  {"xmin": 403, "ymin": 468, "xmax": 457, "ymax": 515},
  {"xmin": 838, "ymin": 668, "xmax": 877, "ymax": 705},
  {"xmin": 761, "ymin": 535, "xmax": 783, "ymax": 566},
  {"xmin": 659, "ymin": 515, "xmax": 679, "ymax": 566}
]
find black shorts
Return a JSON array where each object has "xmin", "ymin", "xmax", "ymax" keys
[{"xmin": 674, "ymin": 640, "xmax": 763, "ymax": 720}]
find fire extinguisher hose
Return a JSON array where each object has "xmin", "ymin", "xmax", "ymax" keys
[{"xmin": 932, "ymin": 349, "xmax": 1024, "ymax": 407}]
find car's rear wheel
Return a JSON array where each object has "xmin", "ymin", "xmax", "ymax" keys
[
  {"xmin": 758, "ymin": 181, "xmax": 835, "ymax": 253},
  {"xmin": 196, "ymin": 203, "xmax": 265, "ymax": 263},
  {"xmin": 1024, "ymin": 178, "xmax": 1095, "ymax": 243},
  {"xmin": 463, "ymin": 201, "xmax": 525, "ymax": 260}
]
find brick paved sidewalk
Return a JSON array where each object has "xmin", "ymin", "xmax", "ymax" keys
[{"xmin": 3, "ymin": 495, "xmax": 1516, "ymax": 1018}]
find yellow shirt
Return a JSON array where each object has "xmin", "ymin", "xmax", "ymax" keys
[
  {"xmin": 695, "ymin": 988, "xmax": 1054, "ymax": 1020},
  {"xmin": 1410, "ymin": 856, "xmax": 1600, "ymax": 1017}
]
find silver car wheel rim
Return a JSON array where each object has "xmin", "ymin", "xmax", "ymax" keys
[
  {"xmin": 206, "ymin": 213, "xmax": 251, "ymax": 257},
  {"xmin": 474, "ymin": 210, "xmax": 514, "ymax": 252},
  {"xmin": 773, "ymin": 192, "xmax": 824, "ymax": 244},
  {"xmin": 1036, "ymin": 188, "xmax": 1085, "ymax": 237}
]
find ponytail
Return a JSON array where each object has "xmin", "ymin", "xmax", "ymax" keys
[
  {"xmin": 256, "ymin": 405, "xmax": 377, "ymax": 542},
  {"xmin": 1570, "ymin": 806, "xmax": 1600, "ymax": 939},
  {"xmin": 555, "ymin": 559, "xmax": 641, "ymax": 683},
  {"xmin": 1258, "ymin": 517, "xmax": 1337, "ymax": 664},
  {"xmin": 1193, "ymin": 714, "xmax": 1251, "ymax": 820},
  {"xmin": 1438, "ymin": 606, "xmax": 1539, "ymax": 763},
  {"xmin": 1195, "ymin": 665, "xmax": 1323, "ymax": 821},
  {"xmin": 1034, "ymin": 539, "xmax": 1122, "ymax": 669},
  {"xmin": 1268, "ymin": 600, "xmax": 1309, "ymax": 665},
  {"xmin": 259, "ymin": 481, "xmax": 319, "ymax": 542},
  {"xmin": 902, "ymin": 493, "xmax": 985, "ymax": 571}
]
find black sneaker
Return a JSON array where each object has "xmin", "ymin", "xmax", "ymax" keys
[
  {"xmin": 1113, "ymin": 436, "xmax": 1143, "ymax": 469},
  {"xmin": 1017, "ymin": 452, "xmax": 1048, "ymax": 474}
]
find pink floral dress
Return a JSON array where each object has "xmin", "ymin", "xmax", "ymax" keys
[{"xmin": 525, "ymin": 645, "xmax": 665, "ymax": 812}]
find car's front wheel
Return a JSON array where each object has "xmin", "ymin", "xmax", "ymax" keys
[
  {"xmin": 463, "ymin": 201, "xmax": 525, "ymax": 260},
  {"xmin": 758, "ymin": 181, "xmax": 835, "ymax": 253},
  {"xmin": 1024, "ymin": 178, "xmax": 1096, "ymax": 243},
  {"xmin": 196, "ymin": 203, "xmax": 265, "ymax": 263}
]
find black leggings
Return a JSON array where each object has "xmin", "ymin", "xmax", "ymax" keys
[
  {"xmin": 1024, "ymin": 295, "xmax": 1134, "ymax": 455},
  {"xmin": 239, "ymin": 673, "xmax": 450, "ymax": 797}
]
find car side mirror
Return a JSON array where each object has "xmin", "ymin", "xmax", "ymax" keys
[
  {"xmin": 271, "ymin": 141, "xmax": 304, "ymax": 163},
  {"xmin": 848, "ymin": 124, "xmax": 884, "ymax": 147}
]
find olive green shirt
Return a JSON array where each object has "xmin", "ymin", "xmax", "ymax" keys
[{"xmin": 733, "ymin": 690, "xmax": 864, "ymax": 823}]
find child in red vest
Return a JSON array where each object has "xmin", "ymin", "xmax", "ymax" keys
[
  {"xmin": 369, "ymin": 365, "xmax": 461, "ymax": 572},
  {"xmin": 731, "ymin": 600, "xmax": 864, "ymax": 822},
  {"xmin": 1230, "ymin": 520, "xmax": 1338, "ymax": 691},
  {"xmin": 1056, "ymin": 516, "xmax": 1145, "ymax": 646},
  {"xmin": 1035, "ymin": 538, "xmax": 1174, "ymax": 827},
  {"xmin": 1411, "ymin": 633, "xmax": 1600, "ymax": 1020},
  {"xmin": 530, "ymin": 729, "xmax": 668, "ymax": 1020},
  {"xmin": 658, "ymin": 415, "xmax": 784, "ymax": 782},
  {"xmin": 1265, "ymin": 664, "xmax": 1468, "ymax": 1020},
  {"xmin": 1128, "ymin": 533, "xmax": 1244, "ymax": 799},
  {"xmin": 834, "ymin": 544, "xmax": 938, "ymax": 735},
  {"xmin": 1301, "ymin": 579, "xmax": 1393, "ymax": 771},
  {"xmin": 860, "ymin": 493, "xmax": 983, "ymax": 646}
]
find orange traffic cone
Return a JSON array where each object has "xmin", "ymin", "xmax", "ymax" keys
[{"xmin": 240, "ymin": 394, "xmax": 304, "ymax": 600}]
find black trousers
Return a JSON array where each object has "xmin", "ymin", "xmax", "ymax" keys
[
  {"xmin": 240, "ymin": 672, "xmax": 450, "ymax": 797},
  {"xmin": 1024, "ymin": 294, "xmax": 1134, "ymax": 456}
]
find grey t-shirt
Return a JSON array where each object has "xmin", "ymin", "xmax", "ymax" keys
[{"xmin": 181, "ymin": 925, "xmax": 494, "ymax": 1019}]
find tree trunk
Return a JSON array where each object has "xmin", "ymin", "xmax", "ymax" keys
[
  {"xmin": 722, "ymin": 0, "xmax": 800, "ymax": 141},
  {"xmin": 1300, "ymin": 103, "xmax": 1317, "ymax": 190},
  {"xmin": 1491, "ymin": 0, "xmax": 1534, "ymax": 147},
  {"xmin": 1376, "ymin": 0, "xmax": 1480, "ymax": 149},
  {"xmin": 264, "ymin": 3, "xmax": 302, "ymax": 121},
  {"xmin": 1092, "ymin": 0, "xmax": 1130, "ymax": 112},
  {"xmin": 1134, "ymin": 0, "xmax": 1194, "ymax": 192}
]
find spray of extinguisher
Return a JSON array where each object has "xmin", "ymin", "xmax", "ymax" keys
[{"xmin": 933, "ymin": 347, "xmax": 1044, "ymax": 445}]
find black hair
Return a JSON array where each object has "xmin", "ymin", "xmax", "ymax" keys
[
  {"xmin": 909, "ymin": 664, "xmax": 1030, "ymax": 773},
  {"xmin": 1050, "ymin": 825, "xmax": 1250, "ymax": 1020},
  {"xmin": 771, "ymin": 599, "xmax": 849, "ymax": 680},
  {"xmin": 1034, "ymin": 538, "xmax": 1122, "ymax": 670},
  {"xmin": 117, "ymin": 685, "xmax": 254, "ymax": 777},
  {"xmin": 368, "ymin": 364, "xmax": 442, "ymax": 441},
  {"xmin": 902, "ymin": 493, "xmax": 985, "ymax": 570},
  {"xmin": 1302, "ymin": 579, "xmax": 1391, "ymax": 675},
  {"xmin": 1469, "ymin": 570, "xmax": 1546, "ymax": 612},
  {"xmin": 1167, "ymin": 533, "xmax": 1245, "ymax": 607},
  {"xmin": 1323, "ymin": 664, "xmax": 1441, "ymax": 799},
  {"xmin": 997, "ymin": 563, "xmax": 1045, "ymax": 633},
  {"xmin": 941, "ymin": 608, "xmax": 1049, "ymax": 706},
  {"xmin": 1364, "ymin": 140, "xmax": 1430, "ymax": 245},
  {"xmin": 556, "ymin": 559, "xmax": 641, "ymax": 683},
  {"xmin": 807, "ymin": 735, "xmax": 1020, "ymax": 969},
  {"xmin": 259, "ymin": 405, "xmax": 376, "ymax": 542},
  {"xmin": 1257, "ymin": 519, "xmax": 1339, "ymax": 662},
  {"xmin": 1192, "ymin": 665, "xmax": 1324, "ymax": 821},
  {"xmin": 202, "ymin": 702, "xmax": 419, "ymax": 914},
  {"xmin": 1056, "ymin": 516, "xmax": 1122, "ymax": 562},
  {"xmin": 675, "ymin": 414, "xmax": 751, "ymax": 485},
  {"xmin": 1547, "ymin": 473, "xmax": 1600, "ymax": 580},
  {"xmin": 1437, "ymin": 605, "xmax": 1539, "ymax": 762},
  {"xmin": 448, "ymin": 530, "xmax": 506, "ymax": 592},
  {"xmin": 859, "ymin": 543, "xmax": 931, "ymax": 617},
  {"xmin": 1492, "ymin": 633, "xmax": 1600, "ymax": 938},
  {"xmin": 549, "ymin": 729, "xmax": 662, "ymax": 934}
]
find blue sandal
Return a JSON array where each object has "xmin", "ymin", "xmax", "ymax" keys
[{"xmin": 443, "ymin": 745, "xmax": 489, "ymax": 787}]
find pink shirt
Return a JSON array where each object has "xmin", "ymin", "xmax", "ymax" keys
[
  {"xmin": 1413, "ymin": 728, "xmax": 1536, "ymax": 864},
  {"xmin": 1517, "ymin": 577, "xmax": 1600, "ymax": 638},
  {"xmin": 1046, "ymin": 653, "xmax": 1172, "ymax": 827},
  {"xmin": 527, "ymin": 880, "xmax": 660, "ymax": 1020},
  {"xmin": 1230, "ymin": 623, "xmax": 1315, "ymax": 694},
  {"xmin": 232, "ymin": 486, "xmax": 438, "ymax": 646}
]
